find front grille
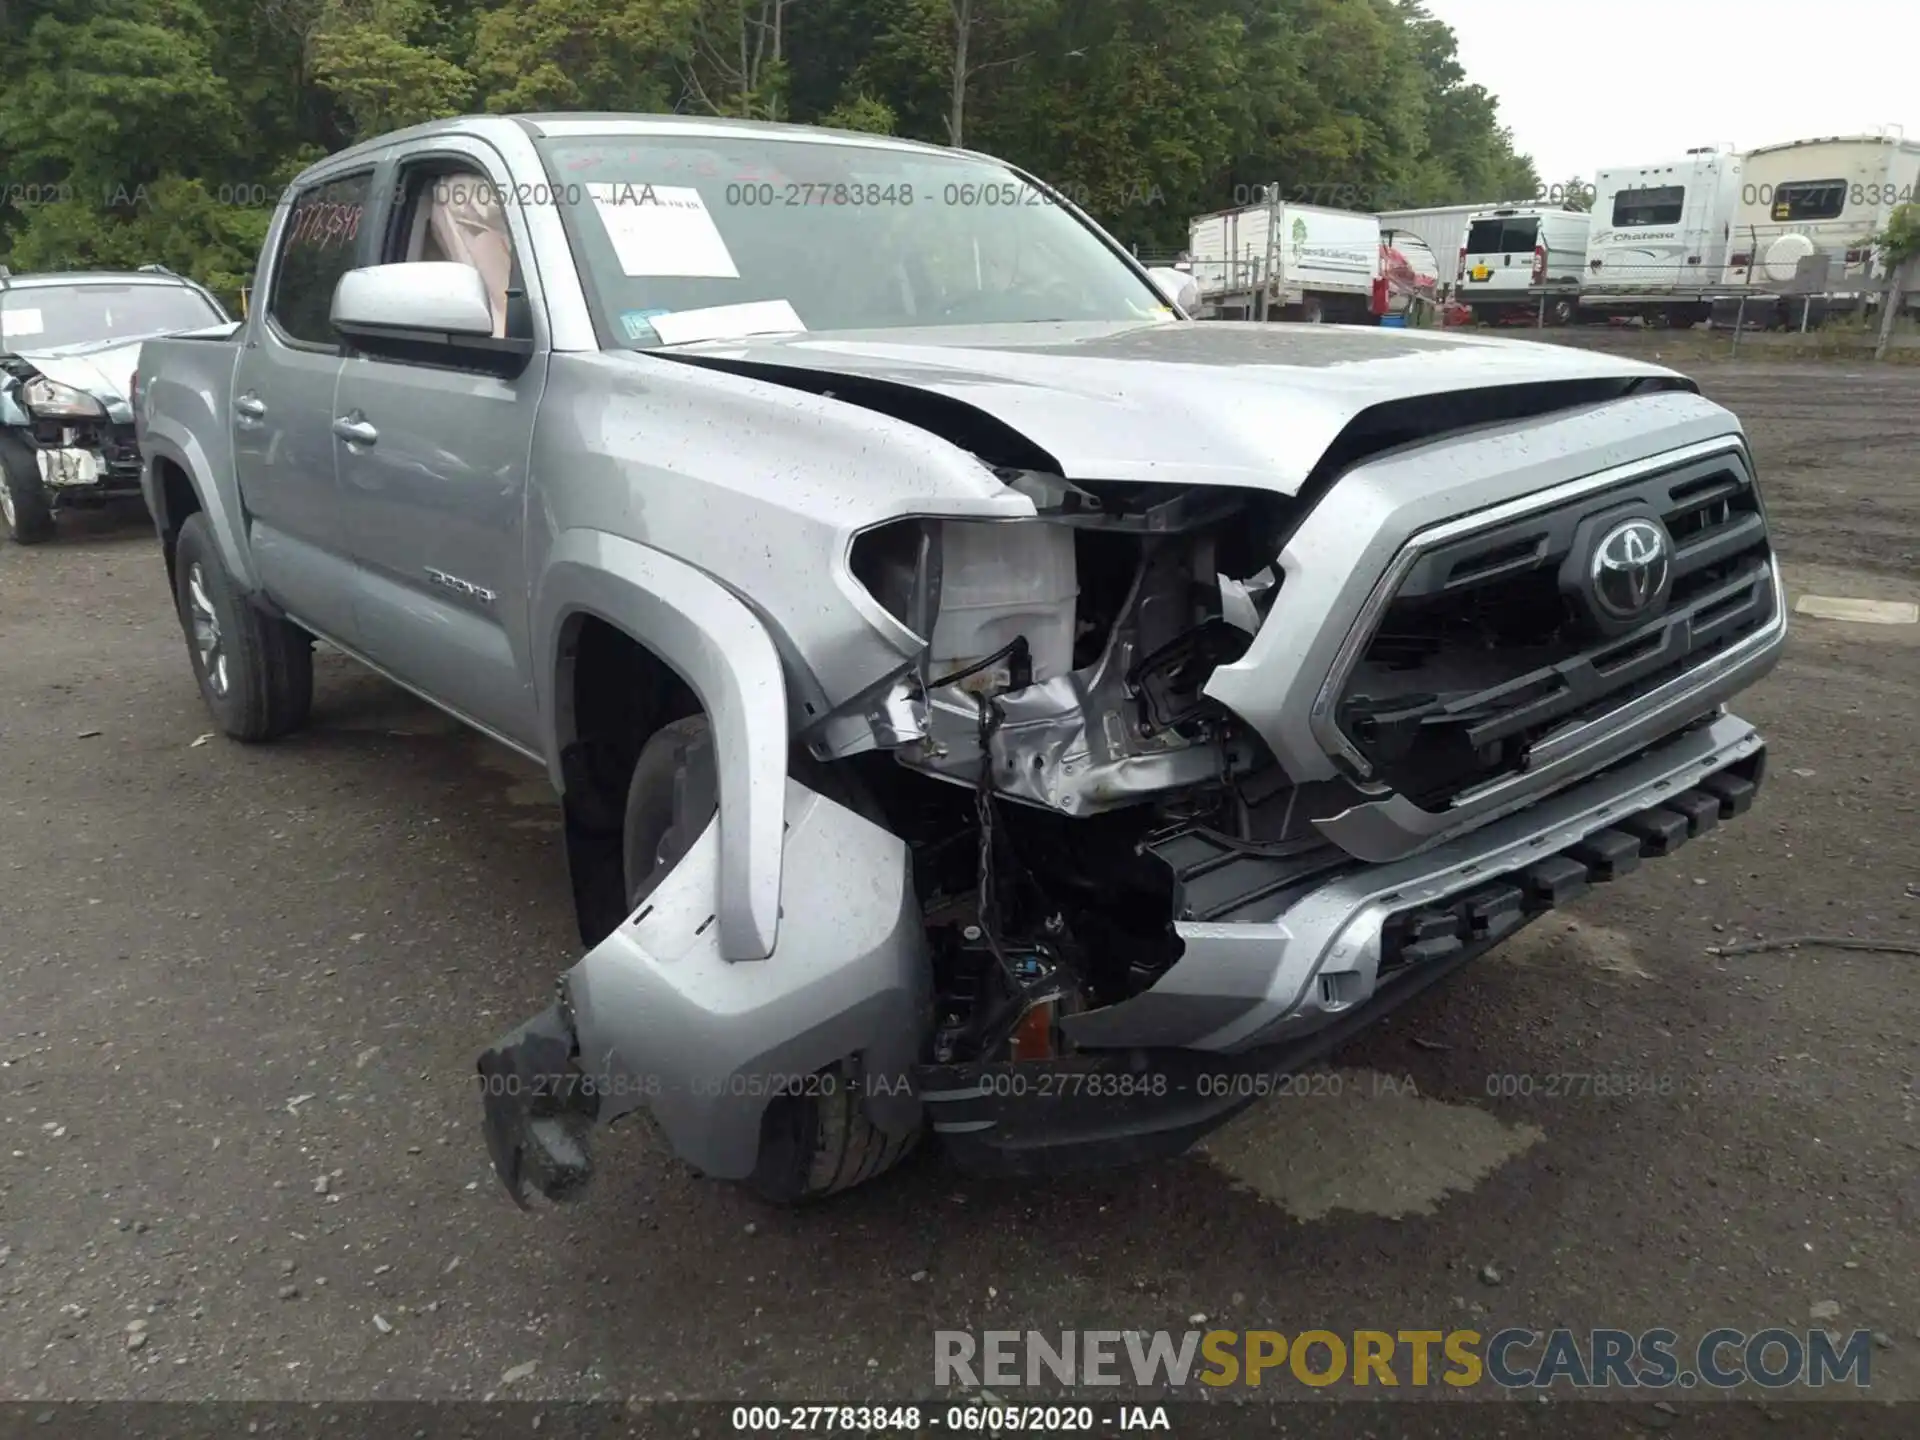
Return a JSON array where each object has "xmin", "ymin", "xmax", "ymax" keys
[{"xmin": 1335, "ymin": 452, "xmax": 1776, "ymax": 809}]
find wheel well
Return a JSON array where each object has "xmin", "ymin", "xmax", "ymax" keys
[
  {"xmin": 555, "ymin": 613, "xmax": 701, "ymax": 947},
  {"xmin": 155, "ymin": 458, "xmax": 201, "ymax": 582}
]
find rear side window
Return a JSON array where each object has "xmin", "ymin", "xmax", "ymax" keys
[
  {"xmin": 1770, "ymin": 179, "xmax": 1845, "ymax": 222},
  {"xmin": 1466, "ymin": 217, "xmax": 1539, "ymax": 253},
  {"xmin": 269, "ymin": 172, "xmax": 375, "ymax": 346},
  {"xmin": 1611, "ymin": 185, "xmax": 1685, "ymax": 227}
]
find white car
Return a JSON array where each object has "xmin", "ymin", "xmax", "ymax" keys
[{"xmin": 1, "ymin": 267, "xmax": 229, "ymax": 543}]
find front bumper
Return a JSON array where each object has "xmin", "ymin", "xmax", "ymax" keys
[
  {"xmin": 478, "ymin": 778, "xmax": 933, "ymax": 1205},
  {"xmin": 18, "ymin": 424, "xmax": 145, "ymax": 508},
  {"xmin": 479, "ymin": 711, "xmax": 1767, "ymax": 1197},
  {"xmin": 925, "ymin": 716, "xmax": 1765, "ymax": 1174}
]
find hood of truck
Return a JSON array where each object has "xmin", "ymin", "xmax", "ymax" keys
[
  {"xmin": 5, "ymin": 338, "xmax": 144, "ymax": 415},
  {"xmin": 654, "ymin": 319, "xmax": 1688, "ymax": 493}
]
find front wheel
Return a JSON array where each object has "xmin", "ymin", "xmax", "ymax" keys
[
  {"xmin": 0, "ymin": 436, "xmax": 54, "ymax": 544},
  {"xmin": 173, "ymin": 513, "xmax": 314, "ymax": 740},
  {"xmin": 621, "ymin": 714, "xmax": 922, "ymax": 1204}
]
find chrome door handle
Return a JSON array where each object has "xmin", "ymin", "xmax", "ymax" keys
[
  {"xmin": 235, "ymin": 393, "xmax": 267, "ymax": 419},
  {"xmin": 332, "ymin": 416, "xmax": 379, "ymax": 446}
]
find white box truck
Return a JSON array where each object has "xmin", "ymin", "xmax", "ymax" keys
[
  {"xmin": 1187, "ymin": 196, "xmax": 1380, "ymax": 323},
  {"xmin": 1583, "ymin": 148, "xmax": 1744, "ymax": 326},
  {"xmin": 1718, "ymin": 133, "xmax": 1920, "ymax": 327}
]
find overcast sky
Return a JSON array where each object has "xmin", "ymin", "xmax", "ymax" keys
[{"xmin": 1425, "ymin": 0, "xmax": 1918, "ymax": 184}]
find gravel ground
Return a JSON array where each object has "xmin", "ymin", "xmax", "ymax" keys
[{"xmin": 1, "ymin": 353, "xmax": 1916, "ymax": 1432}]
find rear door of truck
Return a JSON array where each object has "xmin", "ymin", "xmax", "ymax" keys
[{"xmin": 233, "ymin": 167, "xmax": 380, "ymax": 644}]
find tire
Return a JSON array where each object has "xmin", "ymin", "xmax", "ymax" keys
[
  {"xmin": 744, "ymin": 1058, "xmax": 922, "ymax": 1206},
  {"xmin": 172, "ymin": 513, "xmax": 313, "ymax": 741},
  {"xmin": 621, "ymin": 714, "xmax": 921, "ymax": 1204},
  {"xmin": 0, "ymin": 435, "xmax": 55, "ymax": 545}
]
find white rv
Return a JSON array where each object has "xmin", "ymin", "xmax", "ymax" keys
[
  {"xmin": 1187, "ymin": 196, "xmax": 1381, "ymax": 322},
  {"xmin": 1720, "ymin": 134, "xmax": 1920, "ymax": 303},
  {"xmin": 1583, "ymin": 148, "xmax": 1744, "ymax": 324},
  {"xmin": 1458, "ymin": 205, "xmax": 1594, "ymax": 322}
]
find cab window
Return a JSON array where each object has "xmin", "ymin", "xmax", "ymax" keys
[{"xmin": 269, "ymin": 172, "xmax": 375, "ymax": 346}]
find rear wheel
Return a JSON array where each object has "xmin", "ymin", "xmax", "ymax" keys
[
  {"xmin": 172, "ymin": 513, "xmax": 313, "ymax": 740},
  {"xmin": 0, "ymin": 436, "xmax": 54, "ymax": 545},
  {"xmin": 621, "ymin": 715, "xmax": 921, "ymax": 1204}
]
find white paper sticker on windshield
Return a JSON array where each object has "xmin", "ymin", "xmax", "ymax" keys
[
  {"xmin": 649, "ymin": 300, "xmax": 805, "ymax": 347},
  {"xmin": 589, "ymin": 183, "xmax": 739, "ymax": 279},
  {"xmin": 1, "ymin": 307, "xmax": 45, "ymax": 339}
]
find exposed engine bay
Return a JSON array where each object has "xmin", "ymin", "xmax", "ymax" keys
[{"xmin": 831, "ymin": 476, "xmax": 1368, "ymax": 1073}]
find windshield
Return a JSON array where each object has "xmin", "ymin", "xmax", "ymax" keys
[
  {"xmin": 1465, "ymin": 217, "xmax": 1540, "ymax": 254},
  {"xmin": 534, "ymin": 133, "xmax": 1171, "ymax": 346},
  {"xmin": 0, "ymin": 282, "xmax": 225, "ymax": 351}
]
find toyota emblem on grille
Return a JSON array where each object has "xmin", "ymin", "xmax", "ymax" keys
[{"xmin": 1590, "ymin": 518, "xmax": 1672, "ymax": 620}]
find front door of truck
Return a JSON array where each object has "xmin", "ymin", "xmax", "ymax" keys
[
  {"xmin": 331, "ymin": 141, "xmax": 546, "ymax": 751},
  {"xmin": 232, "ymin": 169, "xmax": 373, "ymax": 646}
]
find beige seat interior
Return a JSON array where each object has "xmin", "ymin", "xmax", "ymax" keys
[{"xmin": 408, "ymin": 175, "xmax": 513, "ymax": 338}]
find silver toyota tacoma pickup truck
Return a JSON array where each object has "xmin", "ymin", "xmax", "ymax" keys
[{"xmin": 137, "ymin": 114, "xmax": 1783, "ymax": 1207}]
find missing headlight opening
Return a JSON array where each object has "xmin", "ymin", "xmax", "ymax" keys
[{"xmin": 839, "ymin": 481, "xmax": 1364, "ymax": 1071}]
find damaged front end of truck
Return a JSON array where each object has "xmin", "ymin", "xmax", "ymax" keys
[{"xmin": 479, "ymin": 374, "xmax": 1785, "ymax": 1209}]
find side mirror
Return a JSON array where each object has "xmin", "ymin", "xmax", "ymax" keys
[
  {"xmin": 1144, "ymin": 265, "xmax": 1200, "ymax": 313},
  {"xmin": 331, "ymin": 263, "xmax": 532, "ymax": 376}
]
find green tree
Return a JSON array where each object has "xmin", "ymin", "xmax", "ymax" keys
[
  {"xmin": 308, "ymin": 0, "xmax": 475, "ymax": 138},
  {"xmin": 5, "ymin": 180, "xmax": 271, "ymax": 303},
  {"xmin": 1873, "ymin": 201, "xmax": 1919, "ymax": 359},
  {"xmin": 2, "ymin": 0, "xmax": 1552, "ymax": 311},
  {"xmin": 468, "ymin": 0, "xmax": 697, "ymax": 113},
  {"xmin": 681, "ymin": 0, "xmax": 795, "ymax": 119},
  {"xmin": 0, "ymin": 0, "xmax": 242, "ymax": 192},
  {"xmin": 1395, "ymin": 0, "xmax": 1537, "ymax": 205},
  {"xmin": 819, "ymin": 92, "xmax": 900, "ymax": 134}
]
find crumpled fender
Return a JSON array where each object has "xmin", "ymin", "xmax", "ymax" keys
[{"xmin": 533, "ymin": 528, "xmax": 787, "ymax": 961}]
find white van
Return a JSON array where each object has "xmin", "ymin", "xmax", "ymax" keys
[
  {"xmin": 1584, "ymin": 148, "xmax": 1743, "ymax": 324},
  {"xmin": 1458, "ymin": 206, "xmax": 1593, "ymax": 321},
  {"xmin": 1721, "ymin": 134, "xmax": 1920, "ymax": 297}
]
